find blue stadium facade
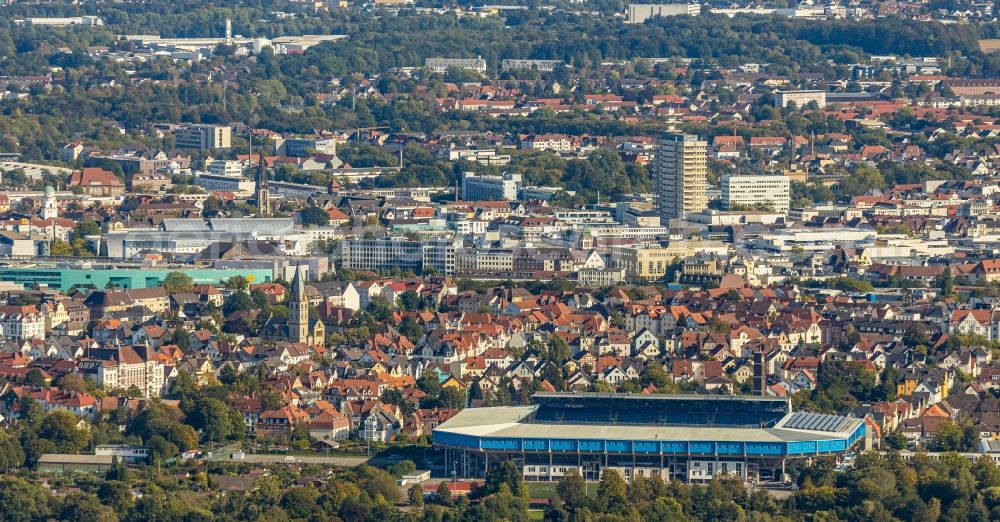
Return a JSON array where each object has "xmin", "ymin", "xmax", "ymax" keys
[{"xmin": 432, "ymin": 393, "xmax": 867, "ymax": 483}]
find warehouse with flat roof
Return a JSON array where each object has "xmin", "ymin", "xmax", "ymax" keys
[{"xmin": 432, "ymin": 393, "xmax": 867, "ymax": 484}]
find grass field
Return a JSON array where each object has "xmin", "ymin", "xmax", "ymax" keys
[
  {"xmin": 527, "ymin": 482, "xmax": 559, "ymax": 499},
  {"xmin": 526, "ymin": 481, "xmax": 596, "ymax": 500}
]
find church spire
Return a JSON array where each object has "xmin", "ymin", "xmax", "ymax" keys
[
  {"xmin": 288, "ymin": 263, "xmax": 309, "ymax": 344},
  {"xmin": 291, "ymin": 262, "xmax": 304, "ymax": 302},
  {"xmin": 252, "ymin": 126, "xmax": 270, "ymax": 216}
]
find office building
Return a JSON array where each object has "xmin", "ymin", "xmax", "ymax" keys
[
  {"xmin": 174, "ymin": 125, "xmax": 232, "ymax": 151},
  {"xmin": 440, "ymin": 147, "xmax": 511, "ymax": 166},
  {"xmin": 195, "ymin": 173, "xmax": 255, "ymax": 193},
  {"xmin": 207, "ymin": 159, "xmax": 244, "ymax": 177},
  {"xmin": 610, "ymin": 245, "xmax": 676, "ymax": 281},
  {"xmin": 627, "ymin": 3, "xmax": 701, "ymax": 23},
  {"xmin": 774, "ymin": 90, "xmax": 827, "ymax": 109},
  {"xmin": 654, "ymin": 132, "xmax": 707, "ymax": 221},
  {"xmin": 284, "ymin": 137, "xmax": 338, "ymax": 157},
  {"xmin": 721, "ymin": 174, "xmax": 791, "ymax": 214},
  {"xmin": 462, "ymin": 172, "xmax": 522, "ymax": 201},
  {"xmin": 341, "ymin": 237, "xmax": 457, "ymax": 275}
]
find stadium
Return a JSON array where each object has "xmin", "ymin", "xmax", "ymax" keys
[{"xmin": 432, "ymin": 393, "xmax": 869, "ymax": 483}]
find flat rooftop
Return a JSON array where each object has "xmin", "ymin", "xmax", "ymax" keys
[{"xmin": 531, "ymin": 392, "xmax": 789, "ymax": 403}]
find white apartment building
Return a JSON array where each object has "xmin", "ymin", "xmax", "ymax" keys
[
  {"xmin": 721, "ymin": 174, "xmax": 791, "ymax": 214},
  {"xmin": 522, "ymin": 134, "xmax": 573, "ymax": 152},
  {"xmin": 577, "ymin": 267, "xmax": 627, "ymax": 287},
  {"xmin": 774, "ymin": 90, "xmax": 827, "ymax": 109},
  {"xmin": 425, "ymin": 57, "xmax": 487, "ymax": 74},
  {"xmin": 451, "ymin": 218, "xmax": 490, "ymax": 235},
  {"xmin": 501, "ymin": 59, "xmax": 564, "ymax": 71},
  {"xmin": 174, "ymin": 124, "xmax": 232, "ymax": 151},
  {"xmin": 0, "ymin": 307, "xmax": 45, "ymax": 340},
  {"xmin": 462, "ymin": 172, "xmax": 522, "ymax": 201}
]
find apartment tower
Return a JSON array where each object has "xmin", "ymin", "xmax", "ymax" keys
[{"xmin": 654, "ymin": 131, "xmax": 707, "ymax": 221}]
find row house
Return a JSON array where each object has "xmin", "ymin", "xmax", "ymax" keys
[
  {"xmin": 5, "ymin": 385, "xmax": 98, "ymax": 419},
  {"xmin": 0, "ymin": 305, "xmax": 45, "ymax": 340},
  {"xmin": 256, "ymin": 404, "xmax": 310, "ymax": 441}
]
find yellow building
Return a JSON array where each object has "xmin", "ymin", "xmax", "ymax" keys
[{"xmin": 610, "ymin": 245, "xmax": 677, "ymax": 281}]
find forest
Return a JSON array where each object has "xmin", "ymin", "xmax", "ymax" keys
[{"xmin": 2, "ymin": 450, "xmax": 1000, "ymax": 521}]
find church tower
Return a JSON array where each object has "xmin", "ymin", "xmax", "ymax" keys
[
  {"xmin": 288, "ymin": 264, "xmax": 309, "ymax": 344},
  {"xmin": 254, "ymin": 153, "xmax": 271, "ymax": 216},
  {"xmin": 41, "ymin": 186, "xmax": 58, "ymax": 220}
]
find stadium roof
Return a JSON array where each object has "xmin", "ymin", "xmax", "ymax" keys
[
  {"xmin": 531, "ymin": 392, "xmax": 790, "ymax": 403},
  {"xmin": 434, "ymin": 405, "xmax": 863, "ymax": 444}
]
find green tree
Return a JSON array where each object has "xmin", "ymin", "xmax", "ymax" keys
[
  {"xmin": 438, "ymin": 387, "xmax": 467, "ymax": 410},
  {"xmin": 598, "ymin": 469, "xmax": 627, "ymax": 511},
  {"xmin": 280, "ymin": 486, "xmax": 321, "ymax": 520},
  {"xmin": 223, "ymin": 291, "xmax": 256, "ymax": 316},
  {"xmin": 299, "ymin": 206, "xmax": 330, "ymax": 227},
  {"xmin": 388, "ymin": 459, "xmax": 417, "ymax": 477},
  {"xmin": 436, "ymin": 481, "xmax": 453, "ymax": 506},
  {"xmin": 58, "ymin": 492, "xmax": 118, "ymax": 522},
  {"xmin": 97, "ymin": 481, "xmax": 133, "ymax": 513},
  {"xmin": 224, "ymin": 276, "xmax": 249, "ymax": 291},
  {"xmin": 36, "ymin": 410, "xmax": 92, "ymax": 453},
  {"xmin": 939, "ymin": 265, "xmax": 954, "ymax": 297},
  {"xmin": 171, "ymin": 327, "xmax": 191, "ymax": 350},
  {"xmin": 556, "ymin": 470, "xmax": 588, "ymax": 512},
  {"xmin": 483, "ymin": 461, "xmax": 526, "ymax": 498},
  {"xmin": 399, "ymin": 316, "xmax": 424, "ymax": 341},
  {"xmin": 417, "ymin": 369, "xmax": 443, "ymax": 397},
  {"xmin": 398, "ymin": 289, "xmax": 422, "ymax": 311},
  {"xmin": 408, "ymin": 484, "xmax": 424, "ymax": 507},
  {"xmin": 24, "ymin": 368, "xmax": 46, "ymax": 387},
  {"xmin": 162, "ymin": 271, "xmax": 194, "ymax": 294},
  {"xmin": 0, "ymin": 476, "xmax": 54, "ymax": 522},
  {"xmin": 190, "ymin": 397, "xmax": 241, "ymax": 443},
  {"xmin": 885, "ymin": 432, "xmax": 909, "ymax": 450},
  {"xmin": 547, "ymin": 335, "xmax": 571, "ymax": 365}
]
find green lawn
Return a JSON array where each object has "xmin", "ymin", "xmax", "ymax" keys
[
  {"xmin": 526, "ymin": 482, "xmax": 559, "ymax": 499},
  {"xmin": 527, "ymin": 481, "xmax": 597, "ymax": 499}
]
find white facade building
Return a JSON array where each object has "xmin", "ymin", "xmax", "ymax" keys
[
  {"xmin": 721, "ymin": 174, "xmax": 791, "ymax": 214},
  {"xmin": 425, "ymin": 57, "xmax": 487, "ymax": 74},
  {"xmin": 774, "ymin": 90, "xmax": 827, "ymax": 109},
  {"xmin": 462, "ymin": 172, "xmax": 522, "ymax": 201},
  {"xmin": 627, "ymin": 3, "xmax": 701, "ymax": 23}
]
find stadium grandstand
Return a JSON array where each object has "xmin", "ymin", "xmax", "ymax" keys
[{"xmin": 432, "ymin": 392, "xmax": 869, "ymax": 484}]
